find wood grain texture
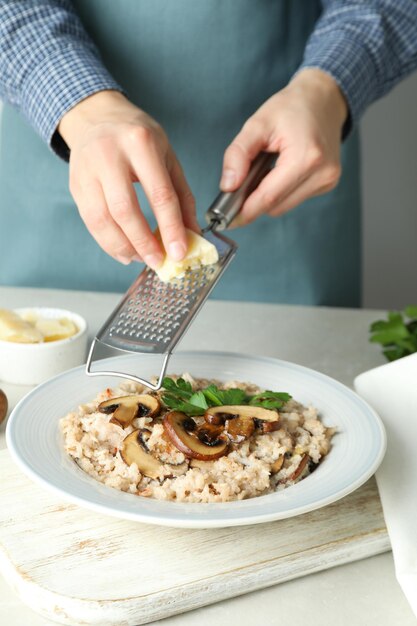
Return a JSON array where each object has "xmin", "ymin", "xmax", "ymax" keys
[{"xmin": 0, "ymin": 450, "xmax": 390, "ymax": 626}]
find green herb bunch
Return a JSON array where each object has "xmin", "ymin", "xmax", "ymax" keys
[
  {"xmin": 161, "ymin": 377, "xmax": 292, "ymax": 416},
  {"xmin": 369, "ymin": 306, "xmax": 417, "ymax": 362}
]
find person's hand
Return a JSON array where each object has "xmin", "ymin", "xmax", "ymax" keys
[
  {"xmin": 220, "ymin": 68, "xmax": 348, "ymax": 226},
  {"xmin": 58, "ymin": 90, "xmax": 198, "ymax": 268}
]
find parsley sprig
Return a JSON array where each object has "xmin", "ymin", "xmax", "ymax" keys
[
  {"xmin": 161, "ymin": 377, "xmax": 291, "ymax": 416},
  {"xmin": 369, "ymin": 306, "xmax": 417, "ymax": 361}
]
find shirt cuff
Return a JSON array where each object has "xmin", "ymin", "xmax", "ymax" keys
[
  {"xmin": 297, "ymin": 29, "xmax": 379, "ymax": 132},
  {"xmin": 20, "ymin": 42, "xmax": 123, "ymax": 160}
]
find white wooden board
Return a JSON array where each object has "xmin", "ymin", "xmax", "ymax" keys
[{"xmin": 0, "ymin": 449, "xmax": 390, "ymax": 626}]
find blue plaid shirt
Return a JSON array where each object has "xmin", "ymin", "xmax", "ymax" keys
[{"xmin": 0, "ymin": 0, "xmax": 416, "ymax": 158}]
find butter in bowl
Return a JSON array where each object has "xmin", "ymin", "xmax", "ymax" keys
[{"xmin": 0, "ymin": 308, "xmax": 88, "ymax": 385}]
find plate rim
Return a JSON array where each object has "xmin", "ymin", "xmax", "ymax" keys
[{"xmin": 6, "ymin": 350, "xmax": 387, "ymax": 528}]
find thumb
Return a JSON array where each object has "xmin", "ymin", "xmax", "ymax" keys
[{"xmin": 220, "ymin": 118, "xmax": 268, "ymax": 192}]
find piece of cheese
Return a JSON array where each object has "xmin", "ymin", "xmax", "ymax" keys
[
  {"xmin": 0, "ymin": 309, "xmax": 43, "ymax": 343},
  {"xmin": 33, "ymin": 318, "xmax": 79, "ymax": 342},
  {"xmin": 0, "ymin": 309, "xmax": 79, "ymax": 344},
  {"xmin": 155, "ymin": 229, "xmax": 219, "ymax": 283}
]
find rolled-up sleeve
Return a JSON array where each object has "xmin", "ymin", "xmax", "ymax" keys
[
  {"xmin": 0, "ymin": 0, "xmax": 123, "ymax": 158},
  {"xmin": 298, "ymin": 0, "xmax": 417, "ymax": 129}
]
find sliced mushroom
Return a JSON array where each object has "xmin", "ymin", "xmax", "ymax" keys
[
  {"xmin": 270, "ymin": 455, "xmax": 284, "ymax": 474},
  {"xmin": 308, "ymin": 458, "xmax": 319, "ymax": 474},
  {"xmin": 195, "ymin": 423, "xmax": 225, "ymax": 446},
  {"xmin": 98, "ymin": 394, "xmax": 161, "ymax": 428},
  {"xmin": 205, "ymin": 405, "xmax": 279, "ymax": 442},
  {"xmin": 137, "ymin": 428, "xmax": 152, "ymax": 450},
  {"xmin": 163, "ymin": 411, "xmax": 229, "ymax": 460},
  {"xmin": 258, "ymin": 420, "xmax": 281, "ymax": 434},
  {"xmin": 164, "ymin": 462, "xmax": 190, "ymax": 478},
  {"xmin": 205, "ymin": 410, "xmax": 238, "ymax": 425},
  {"xmin": 225, "ymin": 417, "xmax": 255, "ymax": 443},
  {"xmin": 128, "ymin": 428, "xmax": 189, "ymax": 478},
  {"xmin": 120, "ymin": 429, "xmax": 164, "ymax": 479},
  {"xmin": 0, "ymin": 389, "xmax": 8, "ymax": 425},
  {"xmin": 288, "ymin": 454, "xmax": 310, "ymax": 481},
  {"xmin": 205, "ymin": 405, "xmax": 279, "ymax": 423},
  {"xmin": 190, "ymin": 458, "xmax": 214, "ymax": 470}
]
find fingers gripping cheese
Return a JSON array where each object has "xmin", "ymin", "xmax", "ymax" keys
[{"xmin": 155, "ymin": 229, "xmax": 219, "ymax": 283}]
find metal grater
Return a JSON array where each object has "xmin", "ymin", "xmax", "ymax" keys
[{"xmin": 86, "ymin": 152, "xmax": 276, "ymax": 389}]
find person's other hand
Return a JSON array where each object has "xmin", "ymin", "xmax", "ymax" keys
[
  {"xmin": 220, "ymin": 68, "xmax": 348, "ymax": 227},
  {"xmin": 58, "ymin": 90, "xmax": 198, "ymax": 268}
]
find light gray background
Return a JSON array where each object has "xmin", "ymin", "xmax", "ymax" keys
[
  {"xmin": 361, "ymin": 72, "xmax": 417, "ymax": 310},
  {"xmin": 0, "ymin": 72, "xmax": 416, "ymax": 309}
]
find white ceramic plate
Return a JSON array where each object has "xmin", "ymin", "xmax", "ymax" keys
[{"xmin": 6, "ymin": 352, "xmax": 386, "ymax": 528}]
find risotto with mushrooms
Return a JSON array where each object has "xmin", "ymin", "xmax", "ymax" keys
[{"xmin": 60, "ymin": 374, "xmax": 335, "ymax": 503}]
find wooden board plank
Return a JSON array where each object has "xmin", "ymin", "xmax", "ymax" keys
[{"xmin": 0, "ymin": 450, "xmax": 390, "ymax": 626}]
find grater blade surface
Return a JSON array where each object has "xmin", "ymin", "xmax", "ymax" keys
[
  {"xmin": 96, "ymin": 230, "xmax": 236, "ymax": 356},
  {"xmin": 86, "ymin": 230, "xmax": 237, "ymax": 389}
]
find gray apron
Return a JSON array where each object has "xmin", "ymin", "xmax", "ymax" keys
[{"xmin": 0, "ymin": 0, "xmax": 361, "ymax": 305}]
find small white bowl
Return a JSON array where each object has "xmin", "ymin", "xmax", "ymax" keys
[{"xmin": 0, "ymin": 308, "xmax": 88, "ymax": 385}]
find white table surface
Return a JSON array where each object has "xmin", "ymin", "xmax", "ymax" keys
[{"xmin": 0, "ymin": 286, "xmax": 415, "ymax": 626}]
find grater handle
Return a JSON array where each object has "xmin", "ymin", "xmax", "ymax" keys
[{"xmin": 205, "ymin": 152, "xmax": 277, "ymax": 231}]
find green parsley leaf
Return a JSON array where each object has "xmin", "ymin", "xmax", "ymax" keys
[
  {"xmin": 202, "ymin": 385, "xmax": 249, "ymax": 406},
  {"xmin": 161, "ymin": 377, "xmax": 193, "ymax": 400},
  {"xmin": 405, "ymin": 306, "xmax": 417, "ymax": 319},
  {"xmin": 176, "ymin": 378, "xmax": 193, "ymax": 393},
  {"xmin": 369, "ymin": 306, "xmax": 417, "ymax": 361},
  {"xmin": 220, "ymin": 388, "xmax": 249, "ymax": 405},
  {"xmin": 201, "ymin": 384, "xmax": 224, "ymax": 406},
  {"xmin": 161, "ymin": 377, "xmax": 291, "ymax": 417},
  {"xmin": 249, "ymin": 390, "xmax": 292, "ymax": 410},
  {"xmin": 161, "ymin": 393, "xmax": 206, "ymax": 416},
  {"xmin": 188, "ymin": 391, "xmax": 209, "ymax": 410}
]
